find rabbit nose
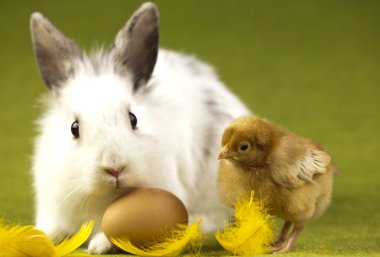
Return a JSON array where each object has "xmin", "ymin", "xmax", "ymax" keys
[{"xmin": 103, "ymin": 165, "xmax": 125, "ymax": 178}]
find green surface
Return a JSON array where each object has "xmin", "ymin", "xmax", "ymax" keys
[{"xmin": 0, "ymin": 0, "xmax": 379, "ymax": 256}]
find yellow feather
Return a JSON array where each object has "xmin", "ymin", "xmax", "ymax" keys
[
  {"xmin": 0, "ymin": 220, "xmax": 93, "ymax": 257},
  {"xmin": 55, "ymin": 220, "xmax": 94, "ymax": 257},
  {"xmin": 111, "ymin": 220, "xmax": 203, "ymax": 257},
  {"xmin": 0, "ymin": 220, "xmax": 57, "ymax": 257},
  {"xmin": 215, "ymin": 192, "xmax": 273, "ymax": 255}
]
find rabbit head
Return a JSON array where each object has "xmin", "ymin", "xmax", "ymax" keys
[{"xmin": 31, "ymin": 3, "xmax": 165, "ymax": 196}]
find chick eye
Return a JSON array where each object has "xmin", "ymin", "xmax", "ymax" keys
[
  {"xmin": 71, "ymin": 120, "xmax": 80, "ymax": 139},
  {"xmin": 238, "ymin": 141, "xmax": 250, "ymax": 153},
  {"xmin": 129, "ymin": 112, "xmax": 137, "ymax": 129}
]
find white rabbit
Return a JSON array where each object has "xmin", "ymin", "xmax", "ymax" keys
[{"xmin": 30, "ymin": 2, "xmax": 250, "ymax": 254}]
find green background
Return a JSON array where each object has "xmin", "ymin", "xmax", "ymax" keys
[{"xmin": 0, "ymin": 0, "xmax": 379, "ymax": 256}]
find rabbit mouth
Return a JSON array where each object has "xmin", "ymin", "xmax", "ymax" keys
[
  {"xmin": 108, "ymin": 178, "xmax": 134, "ymax": 193},
  {"xmin": 115, "ymin": 185, "xmax": 136, "ymax": 195},
  {"xmin": 115, "ymin": 177, "xmax": 121, "ymax": 189},
  {"xmin": 111, "ymin": 177, "xmax": 125, "ymax": 190}
]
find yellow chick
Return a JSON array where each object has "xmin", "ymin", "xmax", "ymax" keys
[{"xmin": 217, "ymin": 115, "xmax": 336, "ymax": 253}]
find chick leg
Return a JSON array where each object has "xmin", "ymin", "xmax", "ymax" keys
[
  {"xmin": 272, "ymin": 221, "xmax": 292, "ymax": 248},
  {"xmin": 272, "ymin": 223, "xmax": 305, "ymax": 253}
]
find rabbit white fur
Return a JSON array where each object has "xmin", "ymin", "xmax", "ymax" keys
[{"xmin": 31, "ymin": 2, "xmax": 250, "ymax": 254}]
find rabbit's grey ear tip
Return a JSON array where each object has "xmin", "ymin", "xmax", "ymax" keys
[
  {"xmin": 139, "ymin": 2, "xmax": 159, "ymax": 13},
  {"xmin": 140, "ymin": 2, "xmax": 158, "ymax": 9},
  {"xmin": 30, "ymin": 12, "xmax": 47, "ymax": 28},
  {"xmin": 30, "ymin": 12, "xmax": 44, "ymax": 22}
]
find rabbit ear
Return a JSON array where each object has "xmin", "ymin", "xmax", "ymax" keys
[
  {"xmin": 110, "ymin": 2, "xmax": 159, "ymax": 91},
  {"xmin": 30, "ymin": 13, "xmax": 82, "ymax": 90}
]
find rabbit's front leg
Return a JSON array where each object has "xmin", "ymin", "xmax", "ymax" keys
[
  {"xmin": 87, "ymin": 232, "xmax": 120, "ymax": 254},
  {"xmin": 35, "ymin": 210, "xmax": 67, "ymax": 243}
]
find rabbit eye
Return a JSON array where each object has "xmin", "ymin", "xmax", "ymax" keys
[
  {"xmin": 129, "ymin": 112, "xmax": 137, "ymax": 129},
  {"xmin": 71, "ymin": 120, "xmax": 80, "ymax": 139}
]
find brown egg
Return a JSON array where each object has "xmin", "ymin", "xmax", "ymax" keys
[{"xmin": 102, "ymin": 188, "xmax": 188, "ymax": 247}]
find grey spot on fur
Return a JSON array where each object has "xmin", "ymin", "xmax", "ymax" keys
[
  {"xmin": 205, "ymin": 98, "xmax": 218, "ymax": 108},
  {"xmin": 203, "ymin": 89, "xmax": 234, "ymax": 121},
  {"xmin": 185, "ymin": 57, "xmax": 203, "ymax": 75},
  {"xmin": 201, "ymin": 88, "xmax": 235, "ymax": 159}
]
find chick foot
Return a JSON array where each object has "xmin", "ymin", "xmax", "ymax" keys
[
  {"xmin": 272, "ymin": 221, "xmax": 292, "ymax": 248},
  {"xmin": 271, "ymin": 223, "xmax": 304, "ymax": 254}
]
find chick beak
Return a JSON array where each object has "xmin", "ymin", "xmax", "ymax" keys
[{"xmin": 218, "ymin": 146, "xmax": 230, "ymax": 160}]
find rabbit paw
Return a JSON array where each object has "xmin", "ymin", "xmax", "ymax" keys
[{"xmin": 87, "ymin": 232, "xmax": 118, "ymax": 254}]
